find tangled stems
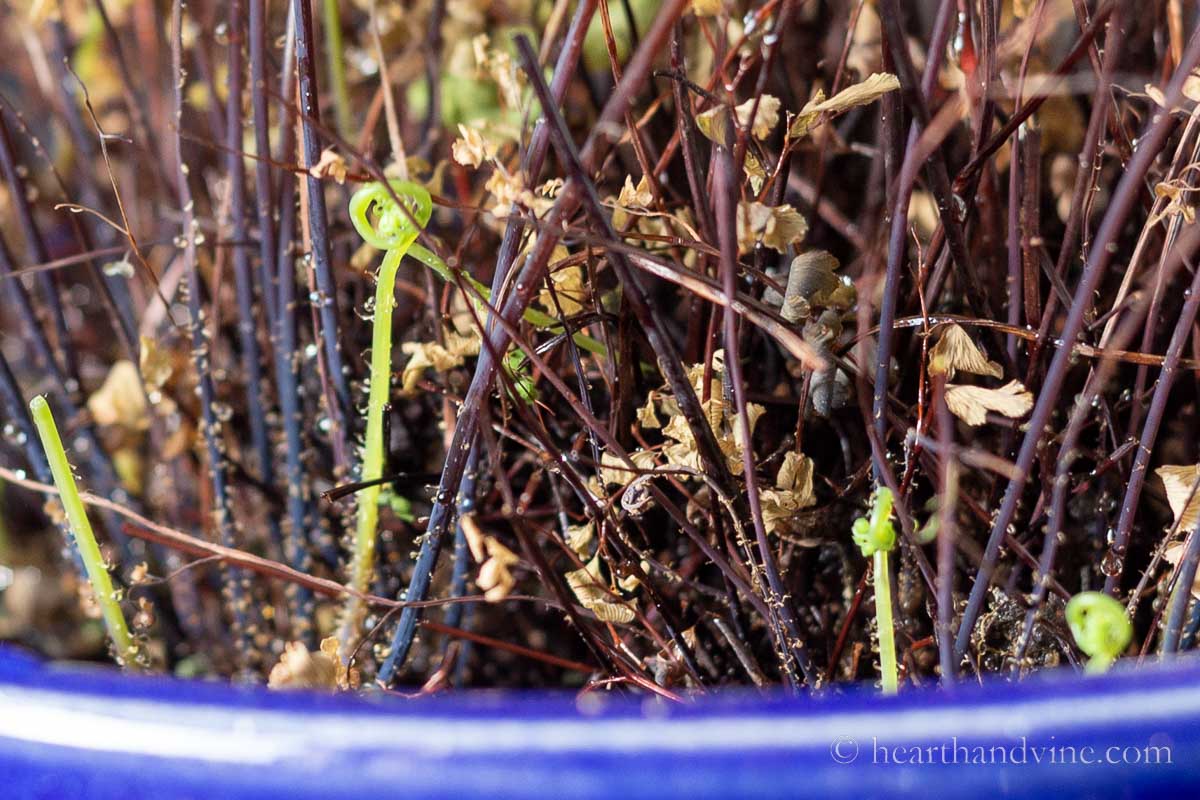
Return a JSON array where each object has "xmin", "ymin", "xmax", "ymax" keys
[
  {"xmin": 1066, "ymin": 592, "xmax": 1132, "ymax": 674},
  {"xmin": 853, "ymin": 487, "xmax": 898, "ymax": 694},
  {"xmin": 337, "ymin": 180, "xmax": 432, "ymax": 646},
  {"xmin": 405, "ymin": 245, "xmax": 607, "ymax": 357},
  {"xmin": 338, "ymin": 179, "xmax": 606, "ymax": 649},
  {"xmin": 29, "ymin": 396, "xmax": 139, "ymax": 669},
  {"xmin": 349, "ymin": 182, "xmax": 605, "ymax": 357}
]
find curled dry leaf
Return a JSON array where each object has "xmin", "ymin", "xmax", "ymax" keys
[
  {"xmin": 1146, "ymin": 73, "xmax": 1200, "ymax": 109},
  {"xmin": 697, "ymin": 95, "xmax": 781, "ymax": 145},
  {"xmin": 103, "ymin": 258, "xmax": 134, "ymax": 278},
  {"xmin": 737, "ymin": 95, "xmax": 781, "ymax": 140},
  {"xmin": 736, "ymin": 201, "xmax": 808, "ymax": 254},
  {"xmin": 477, "ymin": 536, "xmax": 520, "ymax": 602},
  {"xmin": 88, "ymin": 360, "xmax": 149, "ymax": 431},
  {"xmin": 536, "ymin": 249, "xmax": 585, "ymax": 316},
  {"xmin": 565, "ymin": 520, "xmax": 594, "ymax": 557},
  {"xmin": 637, "ymin": 395, "xmax": 661, "ymax": 429},
  {"xmin": 472, "ymin": 34, "xmax": 524, "ymax": 109},
  {"xmin": 565, "ymin": 556, "xmax": 636, "ymax": 624},
  {"xmin": 309, "ymin": 148, "xmax": 348, "ymax": 184},
  {"xmin": 928, "ymin": 323, "xmax": 1003, "ymax": 380},
  {"xmin": 1156, "ymin": 465, "xmax": 1200, "ymax": 533},
  {"xmin": 128, "ymin": 561, "xmax": 150, "ymax": 584},
  {"xmin": 617, "ymin": 174, "xmax": 654, "ymax": 209},
  {"xmin": 451, "ymin": 123, "xmax": 498, "ymax": 168},
  {"xmin": 627, "ymin": 351, "xmax": 767, "ymax": 478},
  {"xmin": 743, "ymin": 151, "xmax": 767, "ymax": 193},
  {"xmin": 760, "ymin": 450, "xmax": 817, "ymax": 534},
  {"xmin": 1150, "ymin": 181, "xmax": 1196, "ymax": 226},
  {"xmin": 944, "ymin": 380, "xmax": 1034, "ymax": 427},
  {"xmin": 789, "ymin": 73, "xmax": 901, "ymax": 139},
  {"xmin": 460, "ymin": 512, "xmax": 486, "ymax": 562},
  {"xmin": 139, "ymin": 336, "xmax": 173, "ymax": 392},
  {"xmin": 399, "ymin": 332, "xmax": 480, "ymax": 393},
  {"xmin": 599, "ymin": 449, "xmax": 657, "ymax": 487},
  {"xmin": 268, "ymin": 641, "xmax": 339, "ymax": 690},
  {"xmin": 1161, "ymin": 542, "xmax": 1200, "ymax": 598}
]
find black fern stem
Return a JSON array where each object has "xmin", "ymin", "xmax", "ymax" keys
[
  {"xmin": 1106, "ymin": 239, "xmax": 1200, "ymax": 596},
  {"xmin": 248, "ymin": 0, "xmax": 279, "ymax": 328},
  {"xmin": 291, "ymin": 0, "xmax": 352, "ymax": 431},
  {"xmin": 226, "ymin": 0, "xmax": 279, "ymax": 557},
  {"xmin": 443, "ymin": 441, "xmax": 482, "ymax": 635},
  {"xmin": 712, "ymin": 146, "xmax": 808, "ymax": 687},
  {"xmin": 46, "ymin": 19, "xmax": 139, "ymax": 346},
  {"xmin": 274, "ymin": 2, "xmax": 299, "ymax": 284},
  {"xmin": 374, "ymin": 0, "xmax": 609, "ymax": 684},
  {"xmin": 871, "ymin": 0, "xmax": 963, "ymax": 455},
  {"xmin": 172, "ymin": 0, "xmax": 256, "ymax": 668},
  {"xmin": 89, "ymin": 0, "xmax": 171, "ymax": 192},
  {"xmin": 0, "ymin": 114, "xmax": 80, "ymax": 391},
  {"xmin": 0, "ymin": 95, "xmax": 138, "ymax": 364},
  {"xmin": 513, "ymin": 32, "xmax": 814, "ymax": 684},
  {"xmin": 252, "ymin": 0, "xmax": 312, "ymax": 637},
  {"xmin": 955, "ymin": 9, "xmax": 1199, "ymax": 660},
  {"xmin": 1012, "ymin": 231, "xmax": 1184, "ymax": 663}
]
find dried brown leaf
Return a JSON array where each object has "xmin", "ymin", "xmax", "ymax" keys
[
  {"xmin": 736, "ymin": 202, "xmax": 808, "ymax": 254},
  {"xmin": 88, "ymin": 360, "xmax": 148, "ymax": 431},
  {"xmin": 944, "ymin": 380, "xmax": 1034, "ymax": 426},
  {"xmin": 268, "ymin": 641, "xmax": 339, "ymax": 690},
  {"xmin": 781, "ymin": 250, "xmax": 855, "ymax": 314},
  {"xmin": 309, "ymin": 148, "xmax": 347, "ymax": 184},
  {"xmin": 789, "ymin": 73, "xmax": 900, "ymax": 138},
  {"xmin": 451, "ymin": 124, "xmax": 498, "ymax": 168},
  {"xmin": 1162, "ymin": 542, "xmax": 1200, "ymax": 597},
  {"xmin": 477, "ymin": 536, "xmax": 520, "ymax": 602},
  {"xmin": 617, "ymin": 175, "xmax": 654, "ymax": 209},
  {"xmin": 565, "ymin": 556, "xmax": 635, "ymax": 624},
  {"xmin": 1156, "ymin": 465, "xmax": 1200, "ymax": 533},
  {"xmin": 929, "ymin": 323, "xmax": 1003, "ymax": 380},
  {"xmin": 735, "ymin": 95, "xmax": 781, "ymax": 140}
]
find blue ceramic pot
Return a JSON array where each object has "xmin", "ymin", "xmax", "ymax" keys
[{"xmin": 2, "ymin": 646, "xmax": 1197, "ymax": 799}]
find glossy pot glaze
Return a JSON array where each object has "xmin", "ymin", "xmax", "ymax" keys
[{"xmin": 1, "ymin": 647, "xmax": 1197, "ymax": 799}]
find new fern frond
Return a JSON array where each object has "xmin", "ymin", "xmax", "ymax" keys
[
  {"xmin": 337, "ymin": 180, "xmax": 431, "ymax": 645},
  {"xmin": 852, "ymin": 486, "xmax": 899, "ymax": 694}
]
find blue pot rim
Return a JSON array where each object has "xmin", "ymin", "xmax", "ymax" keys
[{"xmin": 2, "ymin": 646, "xmax": 1198, "ymax": 799}]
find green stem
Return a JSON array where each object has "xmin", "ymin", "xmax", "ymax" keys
[
  {"xmin": 29, "ymin": 395, "xmax": 139, "ymax": 668},
  {"xmin": 322, "ymin": 0, "xmax": 352, "ymax": 137},
  {"xmin": 874, "ymin": 548, "xmax": 898, "ymax": 694},
  {"xmin": 338, "ymin": 238, "xmax": 414, "ymax": 644}
]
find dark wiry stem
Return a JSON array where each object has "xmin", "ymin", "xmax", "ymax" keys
[
  {"xmin": 292, "ymin": 0, "xmax": 352, "ymax": 438},
  {"xmin": 375, "ymin": 0, "xmax": 602, "ymax": 683},
  {"xmin": 873, "ymin": 0, "xmax": 972, "ymax": 451},
  {"xmin": 226, "ymin": 0, "xmax": 277, "ymax": 549},
  {"xmin": 45, "ymin": 19, "xmax": 138, "ymax": 346},
  {"xmin": 714, "ymin": 146, "xmax": 811, "ymax": 687},
  {"xmin": 376, "ymin": 0, "xmax": 685, "ymax": 684},
  {"xmin": 955, "ymin": 11, "xmax": 1199, "ymax": 661},
  {"xmin": 172, "ymin": 0, "xmax": 256, "ymax": 669},
  {"xmin": 1105, "ymin": 246, "xmax": 1200, "ymax": 595},
  {"xmin": 252, "ymin": 0, "xmax": 312, "ymax": 638},
  {"xmin": 0, "ymin": 114, "xmax": 80, "ymax": 390}
]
